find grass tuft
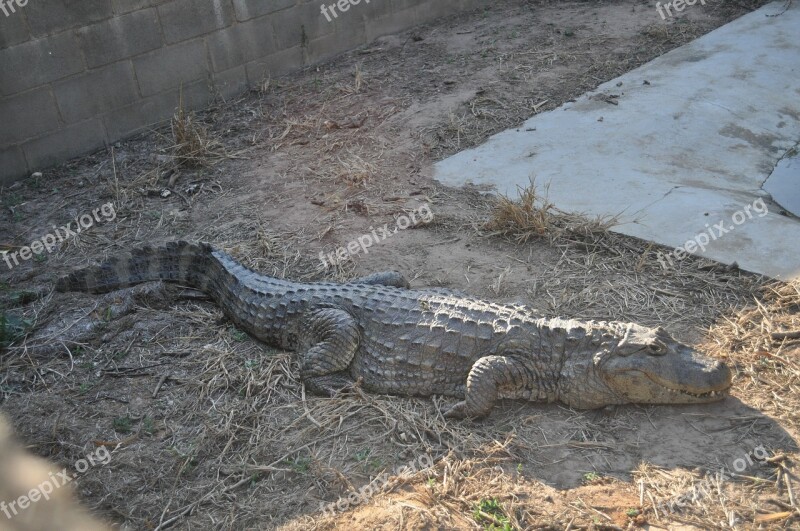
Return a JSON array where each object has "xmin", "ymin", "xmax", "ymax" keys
[
  {"xmin": 484, "ymin": 180, "xmax": 617, "ymax": 244},
  {"xmin": 170, "ymin": 92, "xmax": 226, "ymax": 168}
]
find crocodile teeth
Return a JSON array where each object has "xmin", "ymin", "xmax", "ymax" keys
[{"xmin": 662, "ymin": 386, "xmax": 724, "ymax": 398}]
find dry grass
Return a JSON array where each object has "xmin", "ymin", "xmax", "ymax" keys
[
  {"xmin": 632, "ymin": 457, "xmax": 787, "ymax": 529},
  {"xmin": 170, "ymin": 97, "xmax": 226, "ymax": 168},
  {"xmin": 353, "ymin": 63, "xmax": 364, "ymax": 94},
  {"xmin": 484, "ymin": 181, "xmax": 618, "ymax": 245},
  {"xmin": 703, "ymin": 281, "xmax": 800, "ymax": 435},
  {"xmin": 331, "ymin": 150, "xmax": 378, "ymax": 188}
]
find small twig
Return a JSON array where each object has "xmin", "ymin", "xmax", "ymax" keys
[
  {"xmin": 576, "ymin": 497, "xmax": 613, "ymax": 521},
  {"xmin": 154, "ymin": 475, "xmax": 253, "ymax": 531},
  {"xmin": 300, "ymin": 384, "xmax": 323, "ymax": 428},
  {"xmin": 647, "ymin": 491, "xmax": 662, "ymax": 521},
  {"xmin": 167, "ymin": 170, "xmax": 181, "ymax": 188},
  {"xmin": 771, "ymin": 330, "xmax": 800, "ymax": 340},
  {"xmin": 152, "ymin": 374, "xmax": 169, "ymax": 398},
  {"xmin": 766, "ymin": 498, "xmax": 795, "ymax": 510},
  {"xmin": 533, "ymin": 99, "xmax": 549, "ymax": 112},
  {"xmin": 475, "ymin": 510, "xmax": 505, "ymax": 526}
]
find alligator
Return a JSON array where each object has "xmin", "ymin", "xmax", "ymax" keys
[{"xmin": 56, "ymin": 241, "xmax": 732, "ymax": 418}]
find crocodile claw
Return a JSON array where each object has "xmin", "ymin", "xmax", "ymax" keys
[{"xmin": 443, "ymin": 401, "xmax": 468, "ymax": 419}]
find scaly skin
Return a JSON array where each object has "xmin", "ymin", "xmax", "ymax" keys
[{"xmin": 56, "ymin": 241, "xmax": 733, "ymax": 418}]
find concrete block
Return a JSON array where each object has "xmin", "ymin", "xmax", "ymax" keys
[
  {"xmin": 0, "ymin": 147, "xmax": 28, "ymax": 186},
  {"xmin": 213, "ymin": 65, "xmax": 248, "ymax": 100},
  {"xmin": 307, "ymin": 24, "xmax": 366, "ymax": 65},
  {"xmin": 0, "ymin": 87, "xmax": 60, "ymax": 145},
  {"xmin": 353, "ymin": 0, "xmax": 394, "ymax": 20},
  {"xmin": 271, "ymin": 1, "xmax": 335, "ymax": 50},
  {"xmin": 54, "ymin": 62, "xmax": 138, "ymax": 124},
  {"xmin": 365, "ymin": 6, "xmax": 418, "ymax": 41},
  {"xmin": 77, "ymin": 9, "xmax": 163, "ymax": 68},
  {"xmin": 0, "ymin": 33, "xmax": 84, "ymax": 96},
  {"xmin": 23, "ymin": 118, "xmax": 107, "ymax": 171},
  {"xmin": 24, "ymin": 0, "xmax": 112, "ymax": 38},
  {"xmin": 0, "ymin": 9, "xmax": 30, "ymax": 48},
  {"xmin": 329, "ymin": 4, "xmax": 368, "ymax": 43},
  {"xmin": 134, "ymin": 39, "xmax": 208, "ymax": 96},
  {"xmin": 158, "ymin": 0, "xmax": 235, "ymax": 44},
  {"xmin": 103, "ymin": 81, "xmax": 209, "ymax": 140},
  {"xmin": 245, "ymin": 46, "xmax": 304, "ymax": 83},
  {"xmin": 335, "ymin": 10, "xmax": 367, "ymax": 45},
  {"xmin": 232, "ymin": 0, "xmax": 295, "ymax": 21},
  {"xmin": 178, "ymin": 79, "xmax": 214, "ymax": 110},
  {"xmin": 207, "ymin": 16, "xmax": 277, "ymax": 72}
]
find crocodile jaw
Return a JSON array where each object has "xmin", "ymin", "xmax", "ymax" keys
[
  {"xmin": 599, "ymin": 345, "xmax": 732, "ymax": 405},
  {"xmin": 557, "ymin": 336, "xmax": 732, "ymax": 409},
  {"xmin": 603, "ymin": 368, "xmax": 732, "ymax": 404}
]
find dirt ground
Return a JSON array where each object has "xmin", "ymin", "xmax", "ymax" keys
[{"xmin": 2, "ymin": 0, "xmax": 798, "ymax": 529}]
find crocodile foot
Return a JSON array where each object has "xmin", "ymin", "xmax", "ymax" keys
[
  {"xmin": 304, "ymin": 373, "xmax": 357, "ymax": 397},
  {"xmin": 442, "ymin": 401, "xmax": 469, "ymax": 419}
]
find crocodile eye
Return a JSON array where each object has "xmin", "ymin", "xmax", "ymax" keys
[{"xmin": 647, "ymin": 344, "xmax": 667, "ymax": 356}]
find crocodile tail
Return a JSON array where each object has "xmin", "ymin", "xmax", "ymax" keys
[{"xmin": 55, "ymin": 241, "xmax": 214, "ymax": 293}]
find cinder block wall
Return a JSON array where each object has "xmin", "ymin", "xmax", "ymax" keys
[{"xmin": 0, "ymin": 0, "xmax": 484, "ymax": 185}]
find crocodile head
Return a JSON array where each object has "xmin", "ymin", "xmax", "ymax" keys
[{"xmin": 559, "ymin": 322, "xmax": 732, "ymax": 409}]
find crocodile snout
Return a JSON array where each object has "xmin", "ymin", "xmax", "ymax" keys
[{"xmin": 709, "ymin": 359, "xmax": 733, "ymax": 391}]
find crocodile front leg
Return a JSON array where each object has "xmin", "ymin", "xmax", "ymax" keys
[
  {"xmin": 299, "ymin": 308, "xmax": 361, "ymax": 396},
  {"xmin": 444, "ymin": 355, "xmax": 532, "ymax": 419}
]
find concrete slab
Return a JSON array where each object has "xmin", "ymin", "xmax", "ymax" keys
[
  {"xmin": 434, "ymin": 2, "xmax": 800, "ymax": 280},
  {"xmin": 764, "ymin": 146, "xmax": 800, "ymax": 216}
]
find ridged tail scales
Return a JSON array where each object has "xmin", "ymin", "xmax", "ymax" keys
[
  {"xmin": 56, "ymin": 241, "xmax": 369, "ymax": 397},
  {"xmin": 55, "ymin": 241, "xmax": 214, "ymax": 294},
  {"xmin": 55, "ymin": 240, "xmax": 302, "ymax": 352}
]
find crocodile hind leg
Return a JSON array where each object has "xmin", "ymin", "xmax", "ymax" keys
[
  {"xmin": 349, "ymin": 271, "xmax": 410, "ymax": 288},
  {"xmin": 299, "ymin": 308, "xmax": 361, "ymax": 396},
  {"xmin": 444, "ymin": 355, "xmax": 530, "ymax": 419}
]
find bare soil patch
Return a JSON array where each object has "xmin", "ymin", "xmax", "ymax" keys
[{"xmin": 3, "ymin": 1, "xmax": 797, "ymax": 529}]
